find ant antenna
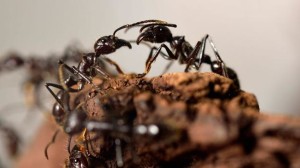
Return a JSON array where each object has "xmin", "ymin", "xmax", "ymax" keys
[{"xmin": 113, "ymin": 19, "xmax": 168, "ymax": 36}]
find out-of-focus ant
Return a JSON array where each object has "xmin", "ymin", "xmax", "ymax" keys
[
  {"xmin": 0, "ymin": 45, "xmax": 85, "ymax": 110},
  {"xmin": 65, "ymin": 143, "xmax": 109, "ymax": 168},
  {"xmin": 62, "ymin": 109, "xmax": 160, "ymax": 167},
  {"xmin": 0, "ymin": 122, "xmax": 21, "ymax": 158},
  {"xmin": 127, "ymin": 20, "xmax": 240, "ymax": 89},
  {"xmin": 64, "ymin": 144, "xmax": 90, "ymax": 168}
]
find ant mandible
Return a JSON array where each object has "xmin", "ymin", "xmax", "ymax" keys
[{"xmin": 128, "ymin": 20, "xmax": 240, "ymax": 88}]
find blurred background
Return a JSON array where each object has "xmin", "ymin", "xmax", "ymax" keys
[{"xmin": 0, "ymin": 0, "xmax": 299, "ymax": 167}]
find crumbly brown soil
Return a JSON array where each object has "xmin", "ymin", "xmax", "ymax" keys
[{"xmin": 42, "ymin": 72, "xmax": 300, "ymax": 167}]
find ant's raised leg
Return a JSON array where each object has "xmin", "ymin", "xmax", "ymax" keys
[
  {"xmin": 184, "ymin": 41, "xmax": 202, "ymax": 72},
  {"xmin": 137, "ymin": 44, "xmax": 175, "ymax": 78},
  {"xmin": 102, "ymin": 57, "xmax": 124, "ymax": 75}
]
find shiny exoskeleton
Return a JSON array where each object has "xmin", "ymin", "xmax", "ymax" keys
[
  {"xmin": 128, "ymin": 20, "xmax": 240, "ymax": 89},
  {"xmin": 56, "ymin": 24, "xmax": 134, "ymax": 93}
]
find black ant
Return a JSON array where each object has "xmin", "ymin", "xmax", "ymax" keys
[
  {"xmin": 65, "ymin": 144, "xmax": 90, "ymax": 168},
  {"xmin": 65, "ymin": 143, "xmax": 110, "ymax": 168},
  {"xmin": 127, "ymin": 20, "xmax": 240, "ymax": 89},
  {"xmin": 55, "ymin": 20, "xmax": 170, "ymax": 93},
  {"xmin": 55, "ymin": 24, "xmax": 133, "ymax": 93},
  {"xmin": 62, "ymin": 109, "xmax": 160, "ymax": 167}
]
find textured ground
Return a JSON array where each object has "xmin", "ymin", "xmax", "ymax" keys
[{"xmin": 16, "ymin": 72, "xmax": 300, "ymax": 168}]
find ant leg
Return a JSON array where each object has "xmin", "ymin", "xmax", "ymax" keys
[
  {"xmin": 44, "ymin": 129, "xmax": 60, "ymax": 160},
  {"xmin": 137, "ymin": 44, "xmax": 175, "ymax": 78},
  {"xmin": 93, "ymin": 65, "xmax": 111, "ymax": 79},
  {"xmin": 184, "ymin": 41, "xmax": 202, "ymax": 72},
  {"xmin": 207, "ymin": 36, "xmax": 228, "ymax": 77},
  {"xmin": 45, "ymin": 83, "xmax": 66, "ymax": 107},
  {"xmin": 59, "ymin": 60, "xmax": 92, "ymax": 84},
  {"xmin": 58, "ymin": 60, "xmax": 94, "ymax": 91},
  {"xmin": 138, "ymin": 42, "xmax": 173, "ymax": 74},
  {"xmin": 147, "ymin": 46, "xmax": 172, "ymax": 60},
  {"xmin": 161, "ymin": 61, "xmax": 174, "ymax": 74},
  {"xmin": 102, "ymin": 57, "xmax": 124, "ymax": 75},
  {"xmin": 115, "ymin": 138, "xmax": 124, "ymax": 167}
]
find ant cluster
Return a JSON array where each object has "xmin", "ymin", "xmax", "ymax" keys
[
  {"xmin": 43, "ymin": 20, "xmax": 241, "ymax": 167},
  {"xmin": 0, "ymin": 44, "xmax": 89, "ymax": 166}
]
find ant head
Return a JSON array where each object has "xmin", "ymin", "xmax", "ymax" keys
[
  {"xmin": 64, "ymin": 110, "xmax": 87, "ymax": 135},
  {"xmin": 94, "ymin": 35, "xmax": 131, "ymax": 57},
  {"xmin": 66, "ymin": 145, "xmax": 89, "ymax": 168},
  {"xmin": 137, "ymin": 23, "xmax": 177, "ymax": 44}
]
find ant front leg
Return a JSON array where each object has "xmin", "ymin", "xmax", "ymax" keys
[
  {"xmin": 148, "ymin": 47, "xmax": 175, "ymax": 74},
  {"xmin": 102, "ymin": 57, "xmax": 124, "ymax": 75},
  {"xmin": 58, "ymin": 60, "xmax": 92, "ymax": 92},
  {"xmin": 137, "ymin": 44, "xmax": 176, "ymax": 78}
]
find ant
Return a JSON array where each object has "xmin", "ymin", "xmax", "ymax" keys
[
  {"xmin": 0, "ymin": 121, "xmax": 21, "ymax": 158},
  {"xmin": 62, "ymin": 109, "xmax": 160, "ymax": 167},
  {"xmin": 127, "ymin": 20, "xmax": 240, "ymax": 89},
  {"xmin": 0, "ymin": 45, "xmax": 86, "ymax": 110},
  {"xmin": 65, "ymin": 144, "xmax": 91, "ymax": 168},
  {"xmin": 55, "ymin": 20, "xmax": 169, "ymax": 93},
  {"xmin": 65, "ymin": 143, "xmax": 110, "ymax": 168},
  {"xmin": 55, "ymin": 24, "xmax": 133, "ymax": 93}
]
